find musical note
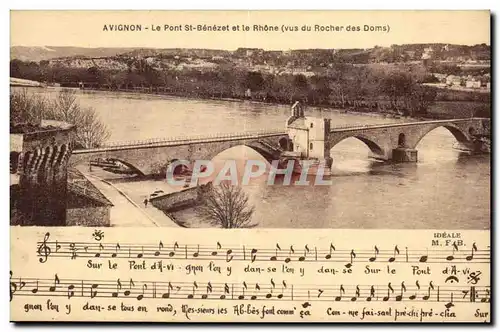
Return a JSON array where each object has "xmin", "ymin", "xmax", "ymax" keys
[
  {"xmin": 162, "ymin": 282, "xmax": 174, "ymax": 299},
  {"xmin": 137, "ymin": 246, "xmax": 144, "ymax": 259},
  {"xmin": 31, "ymin": 280, "xmax": 39, "ymax": 294},
  {"xmin": 250, "ymin": 248, "xmax": 257, "ymax": 263},
  {"xmin": 446, "ymin": 242, "xmax": 459, "ymax": 261},
  {"xmin": 239, "ymin": 281, "xmax": 247, "ymax": 300},
  {"xmin": 154, "ymin": 241, "xmax": 164, "ymax": 257},
  {"xmin": 90, "ymin": 284, "xmax": 98, "ymax": 298},
  {"xmin": 124, "ymin": 279, "xmax": 135, "ymax": 296},
  {"xmin": 423, "ymin": 282, "xmax": 435, "ymax": 301},
  {"xmin": 445, "ymin": 292, "xmax": 454, "ymax": 309},
  {"xmin": 383, "ymin": 283, "xmax": 394, "ymax": 301},
  {"xmin": 37, "ymin": 233, "xmax": 51, "ymax": 263},
  {"xmin": 220, "ymin": 283, "xmax": 230, "ymax": 300},
  {"xmin": 335, "ymin": 285, "xmax": 345, "ymax": 301},
  {"xmin": 193, "ymin": 245, "xmax": 200, "ymax": 258},
  {"xmin": 284, "ymin": 246, "xmax": 294, "ymax": 263},
  {"xmin": 169, "ymin": 242, "xmax": 179, "ymax": 258},
  {"xmin": 466, "ymin": 243, "xmax": 478, "ymax": 261},
  {"xmin": 388, "ymin": 245, "xmax": 400, "ymax": 263},
  {"xmin": 226, "ymin": 249, "xmax": 234, "ymax": 263},
  {"xmin": 298, "ymin": 245, "xmax": 310, "ymax": 262},
  {"xmin": 270, "ymin": 244, "xmax": 281, "ymax": 261},
  {"xmin": 369, "ymin": 246, "xmax": 379, "ymax": 262},
  {"xmin": 251, "ymin": 283, "xmax": 261, "ymax": 300},
  {"xmin": 480, "ymin": 289, "xmax": 490, "ymax": 303},
  {"xmin": 69, "ymin": 243, "xmax": 78, "ymax": 260},
  {"xmin": 67, "ymin": 284, "xmax": 75, "ymax": 299},
  {"xmin": 111, "ymin": 243, "xmax": 121, "ymax": 258},
  {"xmin": 395, "ymin": 282, "xmax": 407, "ymax": 301},
  {"xmin": 49, "ymin": 274, "xmax": 60, "ymax": 292},
  {"xmin": 94, "ymin": 243, "xmax": 105, "ymax": 258},
  {"xmin": 366, "ymin": 286, "xmax": 376, "ymax": 301},
  {"xmin": 409, "ymin": 281, "xmax": 420, "ymax": 300},
  {"xmin": 351, "ymin": 286, "xmax": 361, "ymax": 302},
  {"xmin": 345, "ymin": 250, "xmax": 356, "ymax": 268},
  {"xmin": 325, "ymin": 243, "xmax": 336, "ymax": 260},
  {"xmin": 187, "ymin": 281, "xmax": 198, "ymax": 299},
  {"xmin": 211, "ymin": 242, "xmax": 222, "ymax": 256},
  {"xmin": 112, "ymin": 279, "xmax": 122, "ymax": 297},
  {"xmin": 137, "ymin": 284, "xmax": 147, "ymax": 301},
  {"xmin": 202, "ymin": 282, "xmax": 213, "ymax": 299},
  {"xmin": 419, "ymin": 249, "xmax": 429, "ymax": 263},
  {"xmin": 277, "ymin": 280, "xmax": 287, "ymax": 300}
]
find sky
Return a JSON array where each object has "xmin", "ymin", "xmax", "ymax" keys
[{"xmin": 10, "ymin": 10, "xmax": 490, "ymax": 50}]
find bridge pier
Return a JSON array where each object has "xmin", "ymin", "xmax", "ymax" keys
[{"xmin": 391, "ymin": 148, "xmax": 418, "ymax": 163}]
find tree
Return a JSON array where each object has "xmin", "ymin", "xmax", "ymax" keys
[
  {"xmin": 29, "ymin": 89, "xmax": 110, "ymax": 148},
  {"xmin": 49, "ymin": 89, "xmax": 110, "ymax": 148},
  {"xmin": 243, "ymin": 71, "xmax": 265, "ymax": 92},
  {"xmin": 378, "ymin": 71, "xmax": 414, "ymax": 113},
  {"xmin": 196, "ymin": 182, "xmax": 256, "ymax": 229},
  {"xmin": 10, "ymin": 88, "xmax": 47, "ymax": 130}
]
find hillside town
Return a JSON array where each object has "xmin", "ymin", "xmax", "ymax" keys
[{"xmin": 11, "ymin": 43, "xmax": 491, "ymax": 119}]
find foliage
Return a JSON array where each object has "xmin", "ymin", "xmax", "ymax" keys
[
  {"xmin": 11, "ymin": 57, "xmax": 492, "ymax": 117},
  {"xmin": 10, "ymin": 88, "xmax": 46, "ymax": 128},
  {"xmin": 10, "ymin": 88, "xmax": 110, "ymax": 148},
  {"xmin": 196, "ymin": 182, "xmax": 256, "ymax": 229}
]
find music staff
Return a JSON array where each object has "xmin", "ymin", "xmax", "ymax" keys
[
  {"xmin": 36, "ymin": 233, "xmax": 490, "ymax": 264},
  {"xmin": 10, "ymin": 272, "xmax": 491, "ymax": 305}
]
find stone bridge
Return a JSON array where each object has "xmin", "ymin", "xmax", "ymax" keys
[
  {"xmin": 71, "ymin": 130, "xmax": 288, "ymax": 175},
  {"xmin": 325, "ymin": 118, "xmax": 490, "ymax": 161},
  {"xmin": 71, "ymin": 117, "xmax": 490, "ymax": 176}
]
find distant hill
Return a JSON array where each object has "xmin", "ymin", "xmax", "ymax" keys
[{"xmin": 10, "ymin": 46, "xmax": 143, "ymax": 62}]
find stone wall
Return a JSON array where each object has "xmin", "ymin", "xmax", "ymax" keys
[
  {"xmin": 10, "ymin": 120, "xmax": 76, "ymax": 226},
  {"xmin": 66, "ymin": 206, "xmax": 111, "ymax": 227},
  {"xmin": 150, "ymin": 183, "xmax": 212, "ymax": 213}
]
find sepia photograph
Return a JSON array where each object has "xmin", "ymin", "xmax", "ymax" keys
[{"xmin": 9, "ymin": 11, "xmax": 491, "ymax": 230}]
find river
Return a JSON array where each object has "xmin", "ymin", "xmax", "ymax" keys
[{"xmin": 18, "ymin": 87, "xmax": 490, "ymax": 230}]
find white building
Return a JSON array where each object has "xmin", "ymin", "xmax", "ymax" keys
[{"xmin": 286, "ymin": 102, "xmax": 331, "ymax": 160}]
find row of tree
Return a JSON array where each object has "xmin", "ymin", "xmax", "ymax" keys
[{"xmin": 11, "ymin": 59, "xmax": 448, "ymax": 117}]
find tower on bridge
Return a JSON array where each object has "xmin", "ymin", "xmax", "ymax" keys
[{"xmin": 285, "ymin": 102, "xmax": 333, "ymax": 168}]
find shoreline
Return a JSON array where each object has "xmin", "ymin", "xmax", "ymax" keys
[
  {"xmin": 14, "ymin": 84, "xmax": 487, "ymax": 121},
  {"xmin": 73, "ymin": 86, "xmax": 426, "ymax": 121}
]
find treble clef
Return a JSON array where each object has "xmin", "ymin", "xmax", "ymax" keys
[
  {"xmin": 10, "ymin": 271, "xmax": 16, "ymax": 302},
  {"xmin": 37, "ymin": 232, "xmax": 51, "ymax": 263}
]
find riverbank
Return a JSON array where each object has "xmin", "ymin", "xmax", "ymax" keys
[
  {"xmin": 73, "ymin": 86, "xmax": 428, "ymax": 121},
  {"xmin": 73, "ymin": 85, "xmax": 489, "ymax": 121}
]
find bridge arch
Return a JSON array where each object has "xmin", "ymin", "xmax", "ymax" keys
[
  {"xmin": 330, "ymin": 134, "xmax": 385, "ymax": 156},
  {"xmin": 209, "ymin": 143, "xmax": 277, "ymax": 164},
  {"xmin": 412, "ymin": 124, "xmax": 469, "ymax": 149},
  {"xmin": 279, "ymin": 136, "xmax": 293, "ymax": 151},
  {"xmin": 105, "ymin": 158, "xmax": 146, "ymax": 176}
]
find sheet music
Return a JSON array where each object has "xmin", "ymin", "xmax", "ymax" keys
[{"xmin": 10, "ymin": 228, "xmax": 490, "ymax": 322}]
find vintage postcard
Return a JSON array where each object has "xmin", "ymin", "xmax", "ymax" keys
[{"xmin": 9, "ymin": 10, "xmax": 491, "ymax": 322}]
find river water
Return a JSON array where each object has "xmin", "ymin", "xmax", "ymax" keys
[{"xmin": 19, "ymin": 87, "xmax": 490, "ymax": 229}]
